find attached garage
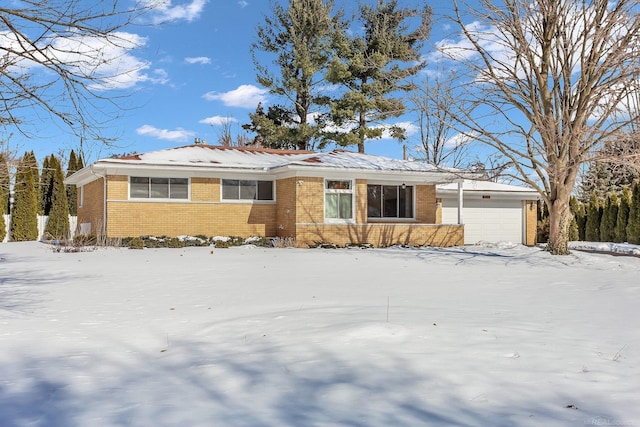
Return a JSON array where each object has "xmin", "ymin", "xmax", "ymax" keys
[{"xmin": 437, "ymin": 180, "xmax": 539, "ymax": 245}]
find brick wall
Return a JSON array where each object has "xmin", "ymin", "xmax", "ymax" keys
[
  {"xmin": 102, "ymin": 175, "xmax": 276, "ymax": 238},
  {"xmin": 525, "ymin": 200, "xmax": 538, "ymax": 246},
  {"xmin": 106, "ymin": 201, "xmax": 276, "ymax": 237},
  {"xmin": 275, "ymin": 177, "xmax": 296, "ymax": 239},
  {"xmin": 295, "ymin": 223, "xmax": 463, "ymax": 247},
  {"xmin": 77, "ymin": 177, "xmax": 105, "ymax": 235},
  {"xmin": 80, "ymin": 173, "xmax": 460, "ymax": 247}
]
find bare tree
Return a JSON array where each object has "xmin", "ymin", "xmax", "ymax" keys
[
  {"xmin": 0, "ymin": 0, "xmax": 155, "ymax": 143},
  {"xmin": 409, "ymin": 70, "xmax": 472, "ymax": 168},
  {"xmin": 444, "ymin": 0, "xmax": 640, "ymax": 254},
  {"xmin": 217, "ymin": 120, "xmax": 255, "ymax": 148}
]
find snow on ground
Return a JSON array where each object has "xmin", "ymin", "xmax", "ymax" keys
[{"xmin": 0, "ymin": 241, "xmax": 639, "ymax": 427}]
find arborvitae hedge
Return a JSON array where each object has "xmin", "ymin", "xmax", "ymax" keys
[
  {"xmin": 66, "ymin": 150, "xmax": 81, "ymax": 216},
  {"xmin": 627, "ymin": 181, "xmax": 640, "ymax": 244},
  {"xmin": 0, "ymin": 154, "xmax": 9, "ymax": 242},
  {"xmin": 585, "ymin": 192, "xmax": 602, "ymax": 241},
  {"xmin": 569, "ymin": 196, "xmax": 581, "ymax": 241},
  {"xmin": 10, "ymin": 155, "xmax": 39, "ymax": 241},
  {"xmin": 614, "ymin": 187, "xmax": 631, "ymax": 243},
  {"xmin": 600, "ymin": 192, "xmax": 619, "ymax": 242},
  {"xmin": 23, "ymin": 151, "xmax": 41, "ymax": 215},
  {"xmin": 44, "ymin": 156, "xmax": 70, "ymax": 239},
  {"xmin": 40, "ymin": 155, "xmax": 54, "ymax": 215}
]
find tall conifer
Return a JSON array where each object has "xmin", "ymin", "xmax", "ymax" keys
[
  {"xmin": 10, "ymin": 154, "xmax": 39, "ymax": 241},
  {"xmin": 66, "ymin": 150, "xmax": 81, "ymax": 215},
  {"xmin": 44, "ymin": 156, "xmax": 70, "ymax": 239},
  {"xmin": 585, "ymin": 192, "xmax": 602, "ymax": 242},
  {"xmin": 600, "ymin": 192, "xmax": 619, "ymax": 242},
  {"xmin": 568, "ymin": 196, "xmax": 580, "ymax": 241},
  {"xmin": 0, "ymin": 153, "xmax": 9, "ymax": 242},
  {"xmin": 41, "ymin": 155, "xmax": 54, "ymax": 215},
  {"xmin": 627, "ymin": 181, "xmax": 640, "ymax": 244},
  {"xmin": 615, "ymin": 186, "xmax": 632, "ymax": 243}
]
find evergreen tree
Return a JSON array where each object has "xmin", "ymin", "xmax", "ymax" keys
[
  {"xmin": 40, "ymin": 155, "xmax": 54, "ymax": 215},
  {"xmin": 44, "ymin": 156, "xmax": 70, "ymax": 240},
  {"xmin": 600, "ymin": 192, "xmax": 619, "ymax": 242},
  {"xmin": 0, "ymin": 153, "xmax": 10, "ymax": 215},
  {"xmin": 537, "ymin": 200, "xmax": 549, "ymax": 242},
  {"xmin": 0, "ymin": 153, "xmax": 8, "ymax": 242},
  {"xmin": 568, "ymin": 196, "xmax": 581, "ymax": 241},
  {"xmin": 10, "ymin": 154, "xmax": 39, "ymax": 241},
  {"xmin": 585, "ymin": 192, "xmax": 602, "ymax": 242},
  {"xmin": 627, "ymin": 181, "xmax": 640, "ymax": 245},
  {"xmin": 246, "ymin": 0, "xmax": 342, "ymax": 150},
  {"xmin": 614, "ymin": 186, "xmax": 632, "ymax": 243},
  {"xmin": 66, "ymin": 150, "xmax": 83, "ymax": 215},
  {"xmin": 22, "ymin": 151, "xmax": 41, "ymax": 215},
  {"xmin": 325, "ymin": 0, "xmax": 432, "ymax": 153}
]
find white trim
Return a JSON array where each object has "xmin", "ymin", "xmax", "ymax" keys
[
  {"xmin": 79, "ymin": 185, "xmax": 84, "ymax": 208},
  {"xmin": 324, "ymin": 178, "xmax": 355, "ymax": 224}
]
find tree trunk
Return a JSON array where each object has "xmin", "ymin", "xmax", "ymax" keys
[{"xmin": 547, "ymin": 197, "xmax": 572, "ymax": 255}]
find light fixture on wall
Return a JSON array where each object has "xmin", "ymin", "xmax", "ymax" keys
[{"xmin": 401, "ymin": 183, "xmax": 406, "ymax": 190}]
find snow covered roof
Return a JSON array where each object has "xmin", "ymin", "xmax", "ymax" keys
[
  {"xmin": 437, "ymin": 179, "xmax": 539, "ymax": 199},
  {"xmin": 67, "ymin": 145, "xmax": 470, "ymax": 185}
]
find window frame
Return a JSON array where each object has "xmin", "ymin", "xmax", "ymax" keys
[
  {"xmin": 128, "ymin": 176, "xmax": 190, "ymax": 201},
  {"xmin": 324, "ymin": 179, "xmax": 355, "ymax": 223},
  {"xmin": 367, "ymin": 183, "xmax": 415, "ymax": 220},
  {"xmin": 220, "ymin": 179, "xmax": 275, "ymax": 202}
]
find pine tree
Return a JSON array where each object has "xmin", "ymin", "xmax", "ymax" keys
[
  {"xmin": 600, "ymin": 192, "xmax": 619, "ymax": 242},
  {"xmin": 325, "ymin": 0, "xmax": 432, "ymax": 153},
  {"xmin": 10, "ymin": 154, "xmax": 39, "ymax": 241},
  {"xmin": 614, "ymin": 186, "xmax": 632, "ymax": 243},
  {"xmin": 66, "ymin": 150, "xmax": 81, "ymax": 216},
  {"xmin": 44, "ymin": 156, "xmax": 70, "ymax": 240},
  {"xmin": 585, "ymin": 192, "xmax": 602, "ymax": 242},
  {"xmin": 627, "ymin": 181, "xmax": 640, "ymax": 245}
]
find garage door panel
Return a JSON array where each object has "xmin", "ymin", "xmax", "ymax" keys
[{"xmin": 441, "ymin": 198, "xmax": 524, "ymax": 244}]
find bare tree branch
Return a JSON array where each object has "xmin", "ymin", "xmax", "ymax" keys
[{"xmin": 443, "ymin": 0, "xmax": 640, "ymax": 254}]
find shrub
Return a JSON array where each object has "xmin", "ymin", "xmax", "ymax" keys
[{"xmin": 128, "ymin": 237, "xmax": 144, "ymax": 249}]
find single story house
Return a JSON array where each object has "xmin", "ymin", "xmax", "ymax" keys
[
  {"xmin": 65, "ymin": 144, "xmax": 537, "ymax": 247},
  {"xmin": 437, "ymin": 180, "xmax": 539, "ymax": 245}
]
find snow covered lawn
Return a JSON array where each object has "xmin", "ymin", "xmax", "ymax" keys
[{"xmin": 1, "ymin": 242, "xmax": 639, "ymax": 426}]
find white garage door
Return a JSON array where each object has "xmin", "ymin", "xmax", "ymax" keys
[{"xmin": 441, "ymin": 198, "xmax": 524, "ymax": 244}]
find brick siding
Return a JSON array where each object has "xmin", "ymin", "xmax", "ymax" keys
[{"xmin": 77, "ymin": 174, "xmax": 463, "ymax": 247}]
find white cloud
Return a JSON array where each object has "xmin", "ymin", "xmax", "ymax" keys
[
  {"xmin": 199, "ymin": 116, "xmax": 237, "ymax": 126},
  {"xmin": 185, "ymin": 56, "xmax": 211, "ymax": 65},
  {"xmin": 0, "ymin": 30, "xmax": 164, "ymax": 90},
  {"xmin": 136, "ymin": 124, "xmax": 195, "ymax": 142},
  {"xmin": 238, "ymin": 1, "xmax": 249, "ymax": 8},
  {"xmin": 146, "ymin": 0, "xmax": 208, "ymax": 24},
  {"xmin": 203, "ymin": 84, "xmax": 267, "ymax": 108}
]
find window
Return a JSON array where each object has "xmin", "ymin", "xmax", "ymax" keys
[
  {"xmin": 130, "ymin": 177, "xmax": 189, "ymax": 199},
  {"xmin": 221, "ymin": 179, "xmax": 274, "ymax": 201},
  {"xmin": 367, "ymin": 184, "xmax": 413, "ymax": 219},
  {"xmin": 325, "ymin": 180, "xmax": 353, "ymax": 220}
]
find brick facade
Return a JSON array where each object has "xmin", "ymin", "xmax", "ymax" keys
[
  {"xmin": 525, "ymin": 200, "xmax": 538, "ymax": 246},
  {"xmin": 76, "ymin": 173, "xmax": 464, "ymax": 247}
]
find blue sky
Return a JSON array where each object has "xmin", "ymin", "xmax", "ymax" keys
[{"xmin": 4, "ymin": 0, "xmax": 464, "ymax": 165}]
